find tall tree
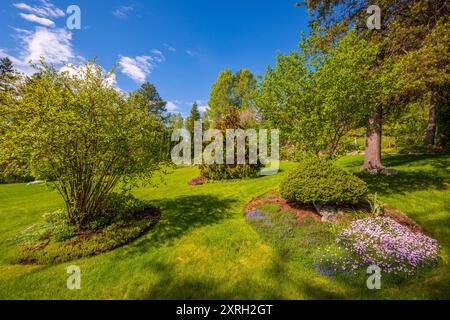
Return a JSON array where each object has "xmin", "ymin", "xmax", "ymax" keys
[
  {"xmin": 303, "ymin": 0, "xmax": 450, "ymax": 169},
  {"xmin": 207, "ymin": 69, "xmax": 256, "ymax": 126},
  {"xmin": 185, "ymin": 102, "xmax": 201, "ymax": 134},
  {"xmin": 131, "ymin": 82, "xmax": 167, "ymax": 119},
  {"xmin": 0, "ymin": 57, "xmax": 19, "ymax": 100},
  {"xmin": 256, "ymin": 30, "xmax": 401, "ymax": 157}
]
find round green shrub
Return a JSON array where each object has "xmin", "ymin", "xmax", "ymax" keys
[{"xmin": 280, "ymin": 156, "xmax": 368, "ymax": 205}]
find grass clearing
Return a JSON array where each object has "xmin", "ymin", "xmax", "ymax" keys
[{"xmin": 0, "ymin": 155, "xmax": 449, "ymax": 299}]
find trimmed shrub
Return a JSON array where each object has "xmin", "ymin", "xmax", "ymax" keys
[
  {"xmin": 199, "ymin": 163, "xmax": 261, "ymax": 180},
  {"xmin": 280, "ymin": 156, "xmax": 368, "ymax": 205}
]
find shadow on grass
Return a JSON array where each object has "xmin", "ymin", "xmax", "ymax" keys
[
  {"xmin": 356, "ymin": 170, "xmax": 448, "ymax": 196},
  {"xmin": 116, "ymin": 195, "xmax": 236, "ymax": 256},
  {"xmin": 380, "ymin": 154, "xmax": 450, "ymax": 169}
]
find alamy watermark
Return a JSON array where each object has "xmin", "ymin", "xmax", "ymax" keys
[
  {"xmin": 366, "ymin": 265, "xmax": 381, "ymax": 290},
  {"xmin": 366, "ymin": 5, "xmax": 381, "ymax": 30},
  {"xmin": 66, "ymin": 5, "xmax": 81, "ymax": 30},
  {"xmin": 66, "ymin": 265, "xmax": 81, "ymax": 290},
  {"xmin": 171, "ymin": 122, "xmax": 280, "ymax": 176}
]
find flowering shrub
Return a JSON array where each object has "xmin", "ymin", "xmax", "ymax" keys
[
  {"xmin": 187, "ymin": 176, "xmax": 206, "ymax": 186},
  {"xmin": 317, "ymin": 217, "xmax": 440, "ymax": 276}
]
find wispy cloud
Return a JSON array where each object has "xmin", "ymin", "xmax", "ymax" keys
[
  {"xmin": 151, "ymin": 49, "xmax": 165, "ymax": 62},
  {"xmin": 163, "ymin": 43, "xmax": 176, "ymax": 52},
  {"xmin": 113, "ymin": 6, "xmax": 134, "ymax": 19},
  {"xmin": 186, "ymin": 49, "xmax": 196, "ymax": 57},
  {"xmin": 118, "ymin": 55, "xmax": 153, "ymax": 83},
  {"xmin": 19, "ymin": 13, "xmax": 55, "ymax": 27},
  {"xmin": 1, "ymin": 26, "xmax": 75, "ymax": 74},
  {"xmin": 13, "ymin": 1, "xmax": 65, "ymax": 18},
  {"xmin": 118, "ymin": 49, "xmax": 166, "ymax": 83}
]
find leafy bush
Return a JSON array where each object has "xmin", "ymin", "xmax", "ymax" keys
[
  {"xmin": 280, "ymin": 156, "xmax": 368, "ymax": 205},
  {"xmin": 90, "ymin": 192, "xmax": 147, "ymax": 228},
  {"xmin": 199, "ymin": 163, "xmax": 261, "ymax": 180},
  {"xmin": 317, "ymin": 217, "xmax": 440, "ymax": 275}
]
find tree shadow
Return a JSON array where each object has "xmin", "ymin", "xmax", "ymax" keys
[
  {"xmin": 356, "ymin": 170, "xmax": 448, "ymax": 196},
  {"xmin": 115, "ymin": 195, "xmax": 237, "ymax": 257},
  {"xmin": 380, "ymin": 154, "xmax": 450, "ymax": 169}
]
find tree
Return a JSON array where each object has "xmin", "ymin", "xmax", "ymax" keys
[
  {"xmin": 256, "ymin": 30, "xmax": 402, "ymax": 157},
  {"xmin": 0, "ymin": 57, "xmax": 19, "ymax": 102},
  {"xmin": 167, "ymin": 112, "xmax": 184, "ymax": 131},
  {"xmin": 302, "ymin": 0, "xmax": 450, "ymax": 168},
  {"xmin": 131, "ymin": 82, "xmax": 167, "ymax": 119},
  {"xmin": 185, "ymin": 102, "xmax": 201, "ymax": 134},
  {"xmin": 0, "ymin": 61, "xmax": 165, "ymax": 228},
  {"xmin": 207, "ymin": 69, "xmax": 256, "ymax": 126}
]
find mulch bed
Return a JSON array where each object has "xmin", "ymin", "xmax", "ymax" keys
[{"xmin": 245, "ymin": 190, "xmax": 422, "ymax": 231}]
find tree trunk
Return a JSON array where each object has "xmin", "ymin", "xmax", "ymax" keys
[
  {"xmin": 424, "ymin": 93, "xmax": 437, "ymax": 146},
  {"xmin": 364, "ymin": 109, "xmax": 384, "ymax": 170}
]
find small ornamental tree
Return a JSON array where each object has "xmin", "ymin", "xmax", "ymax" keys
[{"xmin": 0, "ymin": 61, "xmax": 166, "ymax": 228}]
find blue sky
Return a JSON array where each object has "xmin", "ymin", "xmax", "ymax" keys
[{"xmin": 0, "ymin": 0, "xmax": 309, "ymax": 116}]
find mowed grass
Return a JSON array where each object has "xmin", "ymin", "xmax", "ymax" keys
[{"xmin": 0, "ymin": 155, "xmax": 449, "ymax": 300}]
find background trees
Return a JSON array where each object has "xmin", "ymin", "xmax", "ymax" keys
[
  {"xmin": 256, "ymin": 30, "xmax": 403, "ymax": 158},
  {"xmin": 136, "ymin": 82, "xmax": 167, "ymax": 118},
  {"xmin": 207, "ymin": 68, "xmax": 256, "ymax": 126},
  {"xmin": 0, "ymin": 61, "xmax": 166, "ymax": 227},
  {"xmin": 303, "ymin": 0, "xmax": 450, "ymax": 169},
  {"xmin": 185, "ymin": 102, "xmax": 201, "ymax": 135}
]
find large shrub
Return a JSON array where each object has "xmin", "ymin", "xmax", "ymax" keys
[
  {"xmin": 0, "ymin": 61, "xmax": 165, "ymax": 228},
  {"xmin": 280, "ymin": 156, "xmax": 368, "ymax": 205},
  {"xmin": 199, "ymin": 111, "xmax": 263, "ymax": 180}
]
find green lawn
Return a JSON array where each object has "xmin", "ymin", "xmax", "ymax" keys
[{"xmin": 0, "ymin": 154, "xmax": 449, "ymax": 299}]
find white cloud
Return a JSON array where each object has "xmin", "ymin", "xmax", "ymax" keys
[
  {"xmin": 113, "ymin": 6, "xmax": 134, "ymax": 19},
  {"xmin": 118, "ymin": 55, "xmax": 153, "ymax": 83},
  {"xmin": 13, "ymin": 1, "xmax": 65, "ymax": 18},
  {"xmin": 0, "ymin": 27, "xmax": 74, "ymax": 74},
  {"xmin": 186, "ymin": 49, "xmax": 196, "ymax": 57},
  {"xmin": 23, "ymin": 27, "xmax": 73, "ymax": 64},
  {"xmin": 163, "ymin": 43, "xmax": 176, "ymax": 52},
  {"xmin": 166, "ymin": 101, "xmax": 179, "ymax": 112},
  {"xmin": 19, "ymin": 13, "xmax": 55, "ymax": 27},
  {"xmin": 151, "ymin": 49, "xmax": 165, "ymax": 62},
  {"xmin": 118, "ymin": 49, "xmax": 168, "ymax": 83}
]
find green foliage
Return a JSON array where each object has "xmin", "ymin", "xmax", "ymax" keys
[
  {"xmin": 199, "ymin": 163, "xmax": 261, "ymax": 181},
  {"xmin": 256, "ymin": 30, "xmax": 403, "ymax": 155},
  {"xmin": 0, "ymin": 60, "xmax": 166, "ymax": 227},
  {"xmin": 13, "ymin": 194, "xmax": 159, "ymax": 264},
  {"xmin": 198, "ymin": 111, "xmax": 263, "ymax": 180},
  {"xmin": 89, "ymin": 192, "xmax": 148, "ymax": 229},
  {"xmin": 185, "ymin": 102, "xmax": 201, "ymax": 135},
  {"xmin": 16, "ymin": 215, "xmax": 158, "ymax": 264},
  {"xmin": 280, "ymin": 156, "xmax": 368, "ymax": 205},
  {"xmin": 385, "ymin": 101, "xmax": 429, "ymax": 149},
  {"xmin": 207, "ymin": 68, "xmax": 256, "ymax": 126},
  {"xmin": 130, "ymin": 82, "xmax": 167, "ymax": 119},
  {"xmin": 367, "ymin": 193, "xmax": 385, "ymax": 217}
]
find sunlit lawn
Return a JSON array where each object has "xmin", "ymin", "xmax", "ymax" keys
[{"xmin": 0, "ymin": 154, "xmax": 449, "ymax": 299}]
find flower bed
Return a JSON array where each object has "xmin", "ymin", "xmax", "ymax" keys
[
  {"xmin": 317, "ymin": 217, "xmax": 440, "ymax": 276},
  {"xmin": 187, "ymin": 176, "xmax": 206, "ymax": 186}
]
